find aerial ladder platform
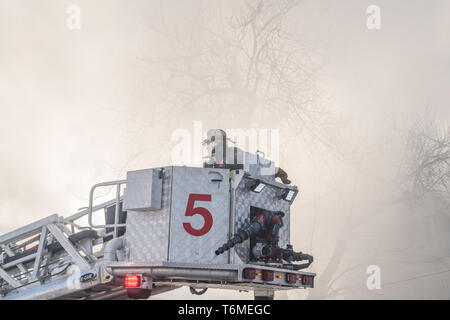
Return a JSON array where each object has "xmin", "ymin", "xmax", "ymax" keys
[{"xmin": 0, "ymin": 129, "xmax": 315, "ymax": 300}]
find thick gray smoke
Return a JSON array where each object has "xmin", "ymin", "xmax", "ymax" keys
[{"xmin": 0, "ymin": 0, "xmax": 449, "ymax": 299}]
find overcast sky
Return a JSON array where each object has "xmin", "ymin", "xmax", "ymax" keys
[{"xmin": 1, "ymin": 0, "xmax": 449, "ymax": 299}]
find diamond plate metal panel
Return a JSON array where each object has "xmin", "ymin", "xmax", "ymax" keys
[
  {"xmin": 233, "ymin": 179, "xmax": 291, "ymax": 264},
  {"xmin": 169, "ymin": 167, "xmax": 230, "ymax": 264},
  {"xmin": 125, "ymin": 166, "xmax": 292, "ymax": 266},
  {"xmin": 125, "ymin": 167, "xmax": 172, "ymax": 263}
]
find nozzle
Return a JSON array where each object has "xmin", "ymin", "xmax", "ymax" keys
[
  {"xmin": 282, "ymin": 244, "xmax": 314, "ymax": 270},
  {"xmin": 215, "ymin": 220, "xmax": 264, "ymax": 255}
]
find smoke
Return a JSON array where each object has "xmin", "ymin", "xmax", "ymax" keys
[{"xmin": 0, "ymin": 0, "xmax": 449, "ymax": 299}]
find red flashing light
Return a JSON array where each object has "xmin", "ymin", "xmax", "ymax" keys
[
  {"xmin": 125, "ymin": 274, "xmax": 141, "ymax": 288},
  {"xmin": 262, "ymin": 270, "xmax": 274, "ymax": 282},
  {"xmin": 243, "ymin": 268, "xmax": 256, "ymax": 280},
  {"xmin": 286, "ymin": 273, "xmax": 297, "ymax": 284},
  {"xmin": 302, "ymin": 275, "xmax": 314, "ymax": 287}
]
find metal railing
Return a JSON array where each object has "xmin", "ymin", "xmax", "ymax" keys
[{"xmin": 0, "ymin": 179, "xmax": 130, "ymax": 298}]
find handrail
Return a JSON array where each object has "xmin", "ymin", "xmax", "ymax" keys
[
  {"xmin": 65, "ymin": 198, "xmax": 121, "ymax": 222},
  {"xmin": 0, "ymin": 215, "xmax": 59, "ymax": 246},
  {"xmin": 87, "ymin": 180, "xmax": 127, "ymax": 238},
  {"xmin": 243, "ymin": 173, "xmax": 297, "ymax": 190}
]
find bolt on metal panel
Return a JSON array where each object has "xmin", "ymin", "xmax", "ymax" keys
[{"xmin": 125, "ymin": 167, "xmax": 172, "ymax": 263}]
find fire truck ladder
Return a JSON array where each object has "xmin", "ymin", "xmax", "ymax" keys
[{"xmin": 0, "ymin": 180, "xmax": 148, "ymax": 300}]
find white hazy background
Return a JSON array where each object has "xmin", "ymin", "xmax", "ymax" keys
[{"xmin": 1, "ymin": 0, "xmax": 449, "ymax": 299}]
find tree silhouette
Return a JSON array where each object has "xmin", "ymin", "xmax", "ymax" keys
[
  {"xmin": 404, "ymin": 119, "xmax": 450, "ymax": 202},
  {"xmin": 138, "ymin": 0, "xmax": 322, "ymax": 131}
]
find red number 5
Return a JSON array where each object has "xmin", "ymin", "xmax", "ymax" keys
[{"xmin": 183, "ymin": 194, "xmax": 213, "ymax": 236}]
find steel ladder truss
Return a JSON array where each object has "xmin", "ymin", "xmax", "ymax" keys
[{"xmin": 0, "ymin": 180, "xmax": 131, "ymax": 300}]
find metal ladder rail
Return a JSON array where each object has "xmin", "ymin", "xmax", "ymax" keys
[
  {"xmin": 0, "ymin": 201, "xmax": 123, "ymax": 292},
  {"xmin": 63, "ymin": 179, "xmax": 127, "ymax": 240},
  {"xmin": 0, "ymin": 179, "xmax": 128, "ymax": 298},
  {"xmin": 86, "ymin": 180, "xmax": 127, "ymax": 239},
  {"xmin": 0, "ymin": 178, "xmax": 127, "ymax": 254},
  {"xmin": 0, "ymin": 219, "xmax": 94, "ymax": 295},
  {"xmin": 0, "ymin": 215, "xmax": 60, "ymax": 292}
]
